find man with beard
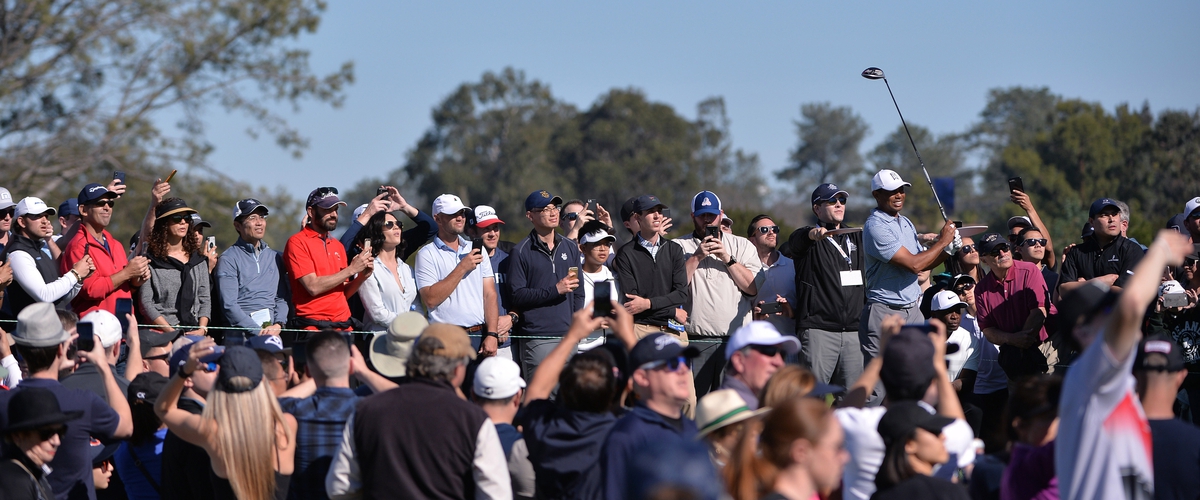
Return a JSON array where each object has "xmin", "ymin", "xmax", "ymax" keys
[
  {"xmin": 284, "ymin": 187, "xmax": 373, "ymax": 336},
  {"xmin": 8, "ymin": 197, "xmax": 95, "ymax": 315},
  {"xmin": 415, "ymin": 194, "xmax": 500, "ymax": 356}
]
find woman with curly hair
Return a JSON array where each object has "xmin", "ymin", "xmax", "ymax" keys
[
  {"xmin": 138, "ymin": 198, "xmax": 211, "ymax": 334},
  {"xmin": 355, "ymin": 211, "xmax": 418, "ymax": 331},
  {"xmin": 156, "ymin": 340, "xmax": 296, "ymax": 500}
]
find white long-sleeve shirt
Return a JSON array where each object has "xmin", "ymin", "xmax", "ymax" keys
[{"xmin": 8, "ymin": 249, "xmax": 81, "ymax": 304}]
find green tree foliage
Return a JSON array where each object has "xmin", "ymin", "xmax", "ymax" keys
[
  {"xmin": 867, "ymin": 125, "xmax": 970, "ymax": 231},
  {"xmin": 776, "ymin": 102, "xmax": 869, "ymax": 195},
  {"xmin": 0, "ymin": 0, "xmax": 353, "ymax": 200}
]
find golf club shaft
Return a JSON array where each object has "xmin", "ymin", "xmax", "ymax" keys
[{"xmin": 882, "ymin": 78, "xmax": 948, "ymax": 222}]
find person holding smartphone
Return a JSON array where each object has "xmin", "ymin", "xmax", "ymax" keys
[
  {"xmin": 355, "ymin": 211, "xmax": 419, "ymax": 332},
  {"xmin": 60, "ymin": 182, "xmax": 150, "ymax": 317},
  {"xmin": 138, "ymin": 198, "xmax": 211, "ymax": 335},
  {"xmin": 7, "ymin": 197, "xmax": 94, "ymax": 316}
]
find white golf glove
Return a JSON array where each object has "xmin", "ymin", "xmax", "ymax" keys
[{"xmin": 944, "ymin": 229, "xmax": 963, "ymax": 256}]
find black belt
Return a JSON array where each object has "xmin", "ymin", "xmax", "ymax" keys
[{"xmin": 290, "ymin": 317, "xmax": 354, "ymax": 330}]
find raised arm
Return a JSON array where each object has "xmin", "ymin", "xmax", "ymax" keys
[
  {"xmin": 524, "ymin": 307, "xmax": 606, "ymax": 404},
  {"xmin": 81, "ymin": 339, "xmax": 133, "ymax": 438},
  {"xmin": 886, "ymin": 220, "xmax": 956, "ymax": 274},
  {"xmin": 155, "ymin": 338, "xmax": 218, "ymax": 447},
  {"xmin": 1105, "ymin": 230, "xmax": 1190, "ymax": 360}
]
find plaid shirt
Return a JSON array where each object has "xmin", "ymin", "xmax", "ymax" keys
[{"xmin": 279, "ymin": 387, "xmax": 360, "ymax": 483}]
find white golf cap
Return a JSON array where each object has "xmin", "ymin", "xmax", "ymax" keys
[
  {"xmin": 580, "ymin": 228, "xmax": 616, "ymax": 245},
  {"xmin": 1161, "ymin": 280, "xmax": 1186, "ymax": 296},
  {"xmin": 432, "ymin": 194, "xmax": 469, "ymax": 216},
  {"xmin": 352, "ymin": 203, "xmax": 368, "ymax": 221},
  {"xmin": 726, "ymin": 321, "xmax": 800, "ymax": 361},
  {"xmin": 80, "ymin": 310, "xmax": 123, "ymax": 348},
  {"xmin": 473, "ymin": 356, "xmax": 525, "ymax": 399},
  {"xmin": 0, "ymin": 187, "xmax": 13, "ymax": 210},
  {"xmin": 930, "ymin": 290, "xmax": 967, "ymax": 313},
  {"xmin": 14, "ymin": 197, "xmax": 55, "ymax": 218},
  {"xmin": 1185, "ymin": 197, "xmax": 1200, "ymax": 217},
  {"xmin": 1007, "ymin": 216, "xmax": 1033, "ymax": 231},
  {"xmin": 871, "ymin": 169, "xmax": 912, "ymax": 192},
  {"xmin": 474, "ymin": 205, "xmax": 504, "ymax": 227}
]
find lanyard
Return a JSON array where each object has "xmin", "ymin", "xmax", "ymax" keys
[{"xmin": 825, "ymin": 236, "xmax": 853, "ymax": 270}]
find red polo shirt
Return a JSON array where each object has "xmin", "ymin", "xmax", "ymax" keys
[
  {"xmin": 976, "ymin": 260, "xmax": 1049, "ymax": 342},
  {"xmin": 59, "ymin": 227, "xmax": 132, "ymax": 316},
  {"xmin": 284, "ymin": 226, "xmax": 350, "ymax": 322}
]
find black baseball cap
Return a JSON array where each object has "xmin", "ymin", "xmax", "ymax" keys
[
  {"xmin": 127, "ymin": 372, "xmax": 169, "ymax": 405},
  {"xmin": 880, "ymin": 328, "xmax": 936, "ymax": 398},
  {"xmin": 1081, "ymin": 222, "xmax": 1095, "ymax": 239},
  {"xmin": 620, "ymin": 196, "xmax": 639, "ymax": 225},
  {"xmin": 877, "ymin": 400, "xmax": 955, "ymax": 446},
  {"xmin": 138, "ymin": 329, "xmax": 178, "ymax": 357},
  {"xmin": 976, "ymin": 232, "xmax": 1009, "ymax": 254},
  {"xmin": 1134, "ymin": 334, "xmax": 1187, "ymax": 372},
  {"xmin": 1056, "ymin": 280, "xmax": 1119, "ymax": 333},
  {"xmin": 216, "ymin": 346, "xmax": 264, "ymax": 393},
  {"xmin": 629, "ymin": 333, "xmax": 699, "ymax": 369},
  {"xmin": 1167, "ymin": 213, "xmax": 1187, "ymax": 235},
  {"xmin": 154, "ymin": 198, "xmax": 197, "ymax": 220}
]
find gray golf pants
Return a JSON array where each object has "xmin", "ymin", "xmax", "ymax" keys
[{"xmin": 800, "ymin": 328, "xmax": 864, "ymax": 387}]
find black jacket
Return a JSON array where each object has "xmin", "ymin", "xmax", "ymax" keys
[
  {"xmin": 0, "ymin": 452, "xmax": 53, "ymax": 500},
  {"xmin": 613, "ymin": 237, "xmax": 689, "ymax": 327},
  {"xmin": 787, "ymin": 226, "xmax": 866, "ymax": 332},
  {"xmin": 5, "ymin": 233, "xmax": 66, "ymax": 315},
  {"xmin": 1059, "ymin": 234, "xmax": 1144, "ymax": 290}
]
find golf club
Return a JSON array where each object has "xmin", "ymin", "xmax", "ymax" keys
[{"xmin": 861, "ymin": 66, "xmax": 948, "ymax": 222}]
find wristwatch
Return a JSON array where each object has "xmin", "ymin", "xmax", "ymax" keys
[{"xmin": 725, "ymin": 257, "xmax": 737, "ymax": 267}]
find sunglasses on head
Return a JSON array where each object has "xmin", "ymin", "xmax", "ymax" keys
[
  {"xmin": 748, "ymin": 344, "xmax": 783, "ymax": 357},
  {"xmin": 958, "ymin": 244, "xmax": 976, "ymax": 254},
  {"xmin": 1021, "ymin": 238, "xmax": 1047, "ymax": 247},
  {"xmin": 755, "ymin": 225, "xmax": 780, "ymax": 235},
  {"xmin": 643, "ymin": 356, "xmax": 689, "ymax": 372},
  {"xmin": 37, "ymin": 426, "xmax": 69, "ymax": 441},
  {"xmin": 824, "ymin": 196, "xmax": 848, "ymax": 206},
  {"xmin": 383, "ymin": 220, "xmax": 402, "ymax": 230},
  {"xmin": 315, "ymin": 186, "xmax": 339, "ymax": 197}
]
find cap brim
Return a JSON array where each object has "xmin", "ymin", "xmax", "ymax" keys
[
  {"xmin": 697, "ymin": 406, "xmax": 770, "ymax": 438},
  {"xmin": 155, "ymin": 207, "xmax": 198, "ymax": 220},
  {"xmin": 814, "ymin": 190, "xmax": 850, "ymax": 203},
  {"xmin": 17, "ymin": 207, "xmax": 56, "ymax": 218},
  {"xmin": 475, "ymin": 218, "xmax": 504, "ymax": 227},
  {"xmin": 762, "ymin": 336, "xmax": 802, "ymax": 354},
  {"xmin": 369, "ymin": 333, "xmax": 407, "ymax": 378},
  {"xmin": 917, "ymin": 413, "xmax": 956, "ymax": 435},
  {"xmin": 0, "ymin": 202, "xmax": 14, "ymax": 210},
  {"xmin": 437, "ymin": 206, "xmax": 470, "ymax": 216},
  {"xmin": 808, "ymin": 382, "xmax": 845, "ymax": 398},
  {"xmin": 314, "ymin": 200, "xmax": 348, "ymax": 209},
  {"xmin": 5, "ymin": 410, "xmax": 85, "ymax": 433}
]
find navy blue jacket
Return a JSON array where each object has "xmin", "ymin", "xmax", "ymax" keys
[
  {"xmin": 601, "ymin": 404, "xmax": 697, "ymax": 500},
  {"xmin": 508, "ymin": 231, "xmax": 584, "ymax": 338}
]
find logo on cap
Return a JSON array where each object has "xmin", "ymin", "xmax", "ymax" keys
[
  {"xmin": 701, "ymin": 198, "xmax": 712, "ymax": 206},
  {"xmin": 265, "ymin": 336, "xmax": 283, "ymax": 349},
  {"xmin": 829, "ymin": 184, "xmax": 839, "ymax": 190},
  {"xmin": 1146, "ymin": 340, "xmax": 1172, "ymax": 354},
  {"xmin": 88, "ymin": 186, "xmax": 104, "ymax": 193},
  {"xmin": 540, "ymin": 190, "xmax": 549, "ymax": 198},
  {"xmin": 889, "ymin": 172, "xmax": 900, "ymax": 180},
  {"xmin": 136, "ymin": 391, "xmax": 147, "ymax": 399},
  {"xmin": 654, "ymin": 335, "xmax": 681, "ymax": 350}
]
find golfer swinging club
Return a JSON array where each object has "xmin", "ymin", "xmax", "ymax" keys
[{"xmin": 859, "ymin": 169, "xmax": 960, "ymax": 404}]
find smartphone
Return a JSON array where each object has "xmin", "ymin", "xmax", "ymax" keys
[
  {"xmin": 76, "ymin": 322, "xmax": 95, "ymax": 352},
  {"xmin": 705, "ymin": 226, "xmax": 720, "ymax": 240},
  {"xmin": 112, "ymin": 171, "xmax": 126, "ymax": 185},
  {"xmin": 567, "ymin": 266, "xmax": 578, "ymax": 279},
  {"xmin": 292, "ymin": 342, "xmax": 308, "ymax": 369},
  {"xmin": 758, "ymin": 301, "xmax": 783, "ymax": 315},
  {"xmin": 470, "ymin": 237, "xmax": 485, "ymax": 254},
  {"xmin": 662, "ymin": 207, "xmax": 672, "ymax": 219},
  {"xmin": 586, "ymin": 199, "xmax": 596, "ymax": 211},
  {"xmin": 206, "ymin": 236, "xmax": 216, "ymax": 252},
  {"xmin": 593, "ymin": 280, "xmax": 613, "ymax": 318},
  {"xmin": 1008, "ymin": 177, "xmax": 1024, "ymax": 193},
  {"xmin": 377, "ymin": 186, "xmax": 388, "ymax": 196},
  {"xmin": 115, "ymin": 298, "xmax": 133, "ymax": 334},
  {"xmin": 1164, "ymin": 292, "xmax": 1189, "ymax": 309},
  {"xmin": 164, "ymin": 169, "xmax": 177, "ymax": 183},
  {"xmin": 342, "ymin": 332, "xmax": 355, "ymax": 348}
]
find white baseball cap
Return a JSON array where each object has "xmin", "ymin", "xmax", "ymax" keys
[
  {"xmin": 474, "ymin": 205, "xmax": 504, "ymax": 228},
  {"xmin": 352, "ymin": 203, "xmax": 368, "ymax": 221},
  {"xmin": 871, "ymin": 169, "xmax": 912, "ymax": 192},
  {"xmin": 79, "ymin": 310, "xmax": 123, "ymax": 348},
  {"xmin": 432, "ymin": 194, "xmax": 469, "ymax": 216},
  {"xmin": 930, "ymin": 290, "xmax": 967, "ymax": 313},
  {"xmin": 1185, "ymin": 197, "xmax": 1200, "ymax": 218},
  {"xmin": 726, "ymin": 321, "xmax": 800, "ymax": 361},
  {"xmin": 0, "ymin": 187, "xmax": 14, "ymax": 210},
  {"xmin": 472, "ymin": 356, "xmax": 525, "ymax": 399},
  {"xmin": 580, "ymin": 228, "xmax": 616, "ymax": 245},
  {"xmin": 1161, "ymin": 280, "xmax": 1186, "ymax": 296},
  {"xmin": 14, "ymin": 197, "xmax": 56, "ymax": 218}
]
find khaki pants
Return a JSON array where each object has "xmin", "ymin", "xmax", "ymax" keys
[{"xmin": 632, "ymin": 324, "xmax": 696, "ymax": 418}]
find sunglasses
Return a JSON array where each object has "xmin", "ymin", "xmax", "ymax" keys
[
  {"xmin": 565, "ymin": 212, "xmax": 579, "ymax": 221},
  {"xmin": 749, "ymin": 344, "xmax": 783, "ymax": 357},
  {"xmin": 1021, "ymin": 238, "xmax": 1048, "ymax": 247},
  {"xmin": 315, "ymin": 186, "xmax": 339, "ymax": 197},
  {"xmin": 955, "ymin": 283, "xmax": 975, "ymax": 293},
  {"xmin": 38, "ymin": 426, "xmax": 69, "ymax": 441},
  {"xmin": 958, "ymin": 244, "xmax": 976, "ymax": 254},
  {"xmin": 823, "ymin": 197, "xmax": 848, "ymax": 206},
  {"xmin": 1186, "ymin": 258, "xmax": 1198, "ymax": 267},
  {"xmin": 1190, "ymin": 213, "xmax": 1200, "ymax": 221},
  {"xmin": 531, "ymin": 205, "xmax": 559, "ymax": 213},
  {"xmin": 755, "ymin": 225, "xmax": 780, "ymax": 235},
  {"xmin": 0, "ymin": 208, "xmax": 14, "ymax": 218},
  {"xmin": 23, "ymin": 212, "xmax": 49, "ymax": 221},
  {"xmin": 643, "ymin": 356, "xmax": 690, "ymax": 372},
  {"xmin": 144, "ymin": 353, "xmax": 171, "ymax": 361},
  {"xmin": 167, "ymin": 214, "xmax": 190, "ymax": 224},
  {"xmin": 987, "ymin": 246, "xmax": 1011, "ymax": 257},
  {"xmin": 87, "ymin": 200, "xmax": 116, "ymax": 208},
  {"xmin": 383, "ymin": 220, "xmax": 402, "ymax": 230}
]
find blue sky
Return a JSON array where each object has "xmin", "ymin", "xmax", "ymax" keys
[{"xmin": 195, "ymin": 1, "xmax": 1200, "ymax": 201}]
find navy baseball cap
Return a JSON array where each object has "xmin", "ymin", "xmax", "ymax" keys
[
  {"xmin": 1081, "ymin": 222, "xmax": 1094, "ymax": 239},
  {"xmin": 306, "ymin": 187, "xmax": 346, "ymax": 209},
  {"xmin": 524, "ymin": 190, "xmax": 563, "ymax": 211},
  {"xmin": 1089, "ymin": 198, "xmax": 1120, "ymax": 218},
  {"xmin": 245, "ymin": 334, "xmax": 285, "ymax": 354},
  {"xmin": 620, "ymin": 196, "xmax": 640, "ymax": 224},
  {"xmin": 58, "ymin": 199, "xmax": 80, "ymax": 217},
  {"xmin": 1167, "ymin": 213, "xmax": 1187, "ymax": 234},
  {"xmin": 215, "ymin": 346, "xmax": 263, "ymax": 393},
  {"xmin": 691, "ymin": 191, "xmax": 721, "ymax": 217},
  {"xmin": 168, "ymin": 342, "xmax": 225, "ymax": 377},
  {"xmin": 811, "ymin": 183, "xmax": 849, "ymax": 204},
  {"xmin": 629, "ymin": 333, "xmax": 699, "ymax": 369},
  {"xmin": 77, "ymin": 183, "xmax": 118, "ymax": 206},
  {"xmin": 976, "ymin": 232, "xmax": 1009, "ymax": 254},
  {"xmin": 633, "ymin": 195, "xmax": 667, "ymax": 214},
  {"xmin": 233, "ymin": 198, "xmax": 269, "ymax": 221}
]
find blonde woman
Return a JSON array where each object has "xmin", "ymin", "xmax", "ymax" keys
[{"xmin": 155, "ymin": 339, "xmax": 296, "ymax": 500}]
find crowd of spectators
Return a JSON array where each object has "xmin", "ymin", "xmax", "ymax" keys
[{"xmin": 2, "ymin": 169, "xmax": 1199, "ymax": 500}]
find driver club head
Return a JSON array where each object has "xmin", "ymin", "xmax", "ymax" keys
[{"xmin": 861, "ymin": 67, "xmax": 886, "ymax": 80}]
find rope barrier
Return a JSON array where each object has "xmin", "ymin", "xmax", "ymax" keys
[{"xmin": 0, "ymin": 318, "xmax": 729, "ymax": 342}]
